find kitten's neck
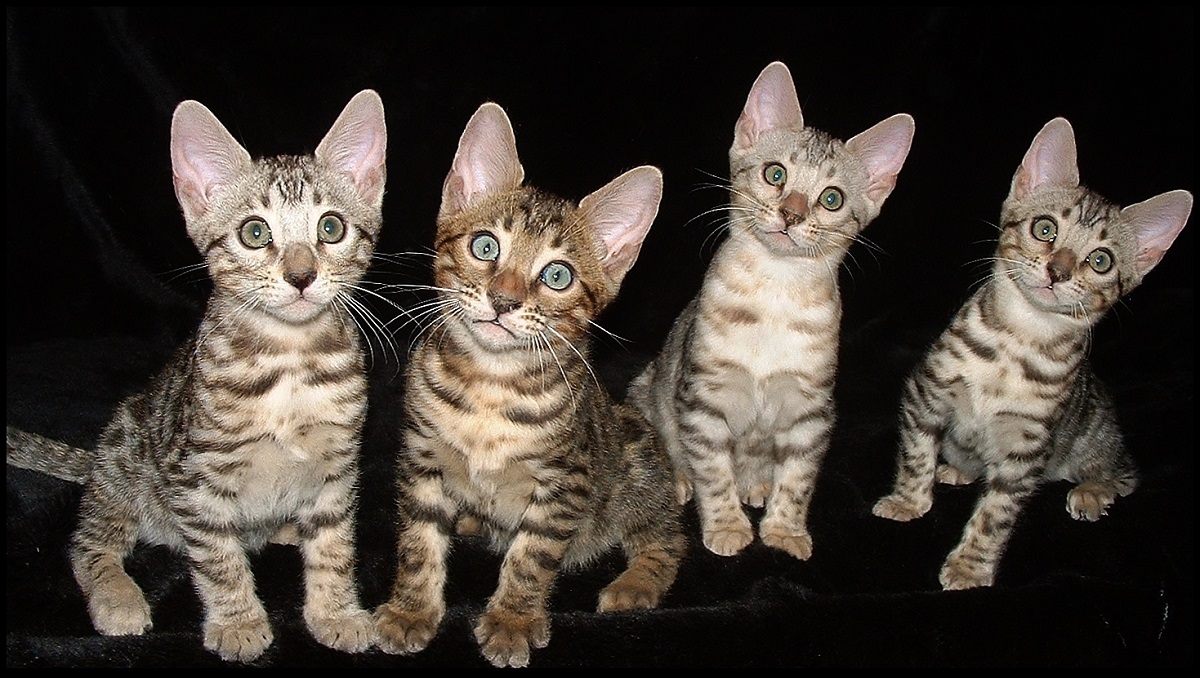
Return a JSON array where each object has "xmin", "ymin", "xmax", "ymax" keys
[
  {"xmin": 204, "ymin": 295, "xmax": 356, "ymax": 352},
  {"xmin": 987, "ymin": 274, "xmax": 1093, "ymax": 344}
]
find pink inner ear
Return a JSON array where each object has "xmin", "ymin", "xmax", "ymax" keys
[
  {"xmin": 580, "ymin": 167, "xmax": 663, "ymax": 284},
  {"xmin": 735, "ymin": 62, "xmax": 803, "ymax": 149},
  {"xmin": 442, "ymin": 103, "xmax": 524, "ymax": 215},
  {"xmin": 1013, "ymin": 118, "xmax": 1080, "ymax": 200},
  {"xmin": 315, "ymin": 90, "xmax": 388, "ymax": 206},
  {"xmin": 1125, "ymin": 189, "xmax": 1193, "ymax": 276},
  {"xmin": 170, "ymin": 104, "xmax": 251, "ymax": 218}
]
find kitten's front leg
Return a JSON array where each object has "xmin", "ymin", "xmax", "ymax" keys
[
  {"xmin": 475, "ymin": 528, "xmax": 569, "ymax": 668},
  {"xmin": 758, "ymin": 414, "xmax": 832, "ymax": 561},
  {"xmin": 180, "ymin": 523, "xmax": 274, "ymax": 663},
  {"xmin": 940, "ymin": 470, "xmax": 1038, "ymax": 590},
  {"xmin": 374, "ymin": 472, "xmax": 453, "ymax": 656}
]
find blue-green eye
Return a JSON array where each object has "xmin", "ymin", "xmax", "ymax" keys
[
  {"xmin": 1086, "ymin": 247, "xmax": 1114, "ymax": 273},
  {"xmin": 470, "ymin": 233, "xmax": 500, "ymax": 261},
  {"xmin": 763, "ymin": 163, "xmax": 787, "ymax": 186},
  {"xmin": 818, "ymin": 187, "xmax": 844, "ymax": 211},
  {"xmin": 317, "ymin": 213, "xmax": 346, "ymax": 243},
  {"xmin": 239, "ymin": 219, "xmax": 272, "ymax": 248},
  {"xmin": 1031, "ymin": 216, "xmax": 1057, "ymax": 242},
  {"xmin": 540, "ymin": 262, "xmax": 573, "ymax": 290}
]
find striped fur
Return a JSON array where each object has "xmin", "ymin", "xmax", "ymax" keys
[
  {"xmin": 6, "ymin": 90, "xmax": 388, "ymax": 661},
  {"xmin": 872, "ymin": 117, "xmax": 1191, "ymax": 590},
  {"xmin": 628, "ymin": 61, "xmax": 915, "ymax": 560},
  {"xmin": 374, "ymin": 103, "xmax": 684, "ymax": 668}
]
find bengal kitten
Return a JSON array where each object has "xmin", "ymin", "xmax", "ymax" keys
[
  {"xmin": 872, "ymin": 117, "xmax": 1191, "ymax": 590},
  {"xmin": 628, "ymin": 60, "xmax": 915, "ymax": 560},
  {"xmin": 373, "ymin": 102, "xmax": 685, "ymax": 668},
  {"xmin": 6, "ymin": 89, "xmax": 388, "ymax": 661}
]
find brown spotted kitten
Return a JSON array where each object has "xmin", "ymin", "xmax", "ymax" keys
[
  {"xmin": 628, "ymin": 61, "xmax": 915, "ymax": 560},
  {"xmin": 6, "ymin": 89, "xmax": 388, "ymax": 661},
  {"xmin": 872, "ymin": 117, "xmax": 1191, "ymax": 589},
  {"xmin": 373, "ymin": 101, "xmax": 685, "ymax": 668}
]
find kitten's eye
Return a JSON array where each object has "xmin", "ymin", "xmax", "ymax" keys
[
  {"xmin": 470, "ymin": 233, "xmax": 500, "ymax": 261},
  {"xmin": 1031, "ymin": 216, "xmax": 1058, "ymax": 242},
  {"xmin": 317, "ymin": 213, "xmax": 346, "ymax": 243},
  {"xmin": 239, "ymin": 219, "xmax": 272, "ymax": 249},
  {"xmin": 540, "ymin": 262, "xmax": 573, "ymax": 291},
  {"xmin": 818, "ymin": 187, "xmax": 844, "ymax": 211},
  {"xmin": 1086, "ymin": 247, "xmax": 1114, "ymax": 273},
  {"xmin": 763, "ymin": 163, "xmax": 787, "ymax": 186}
]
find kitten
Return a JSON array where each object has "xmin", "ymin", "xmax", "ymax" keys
[
  {"xmin": 6, "ymin": 89, "xmax": 388, "ymax": 661},
  {"xmin": 871, "ymin": 117, "xmax": 1191, "ymax": 590},
  {"xmin": 627, "ymin": 61, "xmax": 915, "ymax": 560},
  {"xmin": 373, "ymin": 102, "xmax": 685, "ymax": 668}
]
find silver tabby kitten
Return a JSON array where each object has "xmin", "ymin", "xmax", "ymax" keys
[
  {"xmin": 6, "ymin": 89, "xmax": 388, "ymax": 661},
  {"xmin": 374, "ymin": 102, "xmax": 685, "ymax": 668},
  {"xmin": 628, "ymin": 61, "xmax": 915, "ymax": 560},
  {"xmin": 872, "ymin": 117, "xmax": 1191, "ymax": 590}
]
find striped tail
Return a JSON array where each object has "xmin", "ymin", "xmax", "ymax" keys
[{"xmin": 6, "ymin": 425, "xmax": 93, "ymax": 483}]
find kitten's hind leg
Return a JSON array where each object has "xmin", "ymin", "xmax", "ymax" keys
[
  {"xmin": 1066, "ymin": 475, "xmax": 1136, "ymax": 522},
  {"xmin": 872, "ymin": 376, "xmax": 944, "ymax": 522},
  {"xmin": 935, "ymin": 463, "xmax": 977, "ymax": 486},
  {"xmin": 598, "ymin": 522, "xmax": 686, "ymax": 612},
  {"xmin": 70, "ymin": 486, "xmax": 153, "ymax": 637}
]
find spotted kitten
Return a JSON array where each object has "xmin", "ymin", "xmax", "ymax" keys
[
  {"xmin": 373, "ymin": 102, "xmax": 685, "ymax": 668},
  {"xmin": 872, "ymin": 117, "xmax": 1191, "ymax": 590},
  {"xmin": 628, "ymin": 61, "xmax": 915, "ymax": 560},
  {"xmin": 6, "ymin": 90, "xmax": 388, "ymax": 661}
]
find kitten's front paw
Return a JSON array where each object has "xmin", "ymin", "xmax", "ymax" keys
[
  {"xmin": 474, "ymin": 607, "xmax": 550, "ymax": 668},
  {"xmin": 1065, "ymin": 481, "xmax": 1118, "ymax": 522},
  {"xmin": 759, "ymin": 519, "xmax": 813, "ymax": 561},
  {"xmin": 88, "ymin": 578, "xmax": 153, "ymax": 636},
  {"xmin": 701, "ymin": 523, "xmax": 754, "ymax": 557},
  {"xmin": 374, "ymin": 602, "xmax": 441, "ymax": 655},
  {"xmin": 938, "ymin": 554, "xmax": 995, "ymax": 591},
  {"xmin": 203, "ymin": 614, "xmax": 274, "ymax": 663},
  {"xmin": 935, "ymin": 463, "xmax": 976, "ymax": 486},
  {"xmin": 872, "ymin": 494, "xmax": 931, "ymax": 522},
  {"xmin": 306, "ymin": 607, "xmax": 377, "ymax": 654}
]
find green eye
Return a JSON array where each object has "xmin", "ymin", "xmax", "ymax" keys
[
  {"xmin": 540, "ymin": 262, "xmax": 573, "ymax": 290},
  {"xmin": 1086, "ymin": 247, "xmax": 1114, "ymax": 273},
  {"xmin": 317, "ymin": 214, "xmax": 346, "ymax": 243},
  {"xmin": 818, "ymin": 187, "xmax": 844, "ymax": 211},
  {"xmin": 470, "ymin": 233, "xmax": 500, "ymax": 261},
  {"xmin": 1031, "ymin": 216, "xmax": 1057, "ymax": 242},
  {"xmin": 239, "ymin": 219, "xmax": 272, "ymax": 248},
  {"xmin": 763, "ymin": 163, "xmax": 787, "ymax": 186}
]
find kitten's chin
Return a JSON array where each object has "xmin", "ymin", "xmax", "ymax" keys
[
  {"xmin": 752, "ymin": 228, "xmax": 819, "ymax": 257},
  {"xmin": 465, "ymin": 319, "xmax": 525, "ymax": 352},
  {"xmin": 266, "ymin": 298, "xmax": 327, "ymax": 324}
]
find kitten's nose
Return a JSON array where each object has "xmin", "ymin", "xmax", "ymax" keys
[
  {"xmin": 282, "ymin": 245, "xmax": 318, "ymax": 291},
  {"xmin": 1047, "ymin": 248, "xmax": 1075, "ymax": 284},
  {"xmin": 488, "ymin": 270, "xmax": 525, "ymax": 315},
  {"xmin": 489, "ymin": 292, "xmax": 521, "ymax": 315},
  {"xmin": 780, "ymin": 191, "xmax": 808, "ymax": 225}
]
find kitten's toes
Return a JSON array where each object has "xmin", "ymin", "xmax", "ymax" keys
[
  {"xmin": 474, "ymin": 607, "xmax": 550, "ymax": 668},
  {"xmin": 702, "ymin": 524, "xmax": 754, "ymax": 557},
  {"xmin": 759, "ymin": 521, "xmax": 813, "ymax": 561},
  {"xmin": 306, "ymin": 607, "xmax": 377, "ymax": 654},
  {"xmin": 373, "ymin": 602, "xmax": 441, "ymax": 655},
  {"xmin": 741, "ymin": 483, "xmax": 770, "ymax": 508},
  {"xmin": 1066, "ymin": 482, "xmax": 1119, "ymax": 522},
  {"xmin": 674, "ymin": 476, "xmax": 694, "ymax": 505},
  {"xmin": 872, "ymin": 495, "xmax": 931, "ymax": 522},
  {"xmin": 203, "ymin": 614, "xmax": 274, "ymax": 663},
  {"xmin": 935, "ymin": 463, "xmax": 976, "ymax": 486},
  {"xmin": 88, "ymin": 579, "xmax": 154, "ymax": 636},
  {"xmin": 939, "ymin": 554, "xmax": 995, "ymax": 591}
]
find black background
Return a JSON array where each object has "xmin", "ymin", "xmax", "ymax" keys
[{"xmin": 7, "ymin": 7, "xmax": 1193, "ymax": 667}]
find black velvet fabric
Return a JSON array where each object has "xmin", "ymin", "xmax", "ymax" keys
[{"xmin": 6, "ymin": 7, "xmax": 1193, "ymax": 668}]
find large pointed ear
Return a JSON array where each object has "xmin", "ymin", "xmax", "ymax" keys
[
  {"xmin": 440, "ymin": 102, "xmax": 525, "ymax": 219},
  {"xmin": 578, "ymin": 165, "xmax": 663, "ymax": 286},
  {"xmin": 1010, "ymin": 117, "xmax": 1080, "ymax": 202},
  {"xmin": 314, "ymin": 89, "xmax": 388, "ymax": 209},
  {"xmin": 733, "ymin": 61, "xmax": 803, "ymax": 151},
  {"xmin": 170, "ymin": 100, "xmax": 253, "ymax": 226},
  {"xmin": 845, "ymin": 113, "xmax": 915, "ymax": 208},
  {"xmin": 1121, "ymin": 189, "xmax": 1192, "ymax": 281}
]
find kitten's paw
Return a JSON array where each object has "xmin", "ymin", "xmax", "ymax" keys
[
  {"xmin": 203, "ymin": 614, "xmax": 274, "ymax": 663},
  {"xmin": 701, "ymin": 524, "xmax": 754, "ymax": 557},
  {"xmin": 597, "ymin": 572, "xmax": 666, "ymax": 612},
  {"xmin": 741, "ymin": 483, "xmax": 770, "ymax": 509},
  {"xmin": 88, "ymin": 580, "xmax": 153, "ymax": 636},
  {"xmin": 759, "ymin": 521, "xmax": 813, "ymax": 561},
  {"xmin": 1066, "ymin": 482, "xmax": 1119, "ymax": 522},
  {"xmin": 935, "ymin": 463, "xmax": 976, "ymax": 486},
  {"xmin": 268, "ymin": 523, "xmax": 300, "ymax": 545},
  {"xmin": 374, "ymin": 602, "xmax": 441, "ymax": 655},
  {"xmin": 674, "ymin": 475, "xmax": 694, "ymax": 505},
  {"xmin": 939, "ymin": 554, "xmax": 995, "ymax": 591},
  {"xmin": 872, "ymin": 495, "xmax": 931, "ymax": 522},
  {"xmin": 455, "ymin": 514, "xmax": 484, "ymax": 536},
  {"xmin": 306, "ymin": 607, "xmax": 377, "ymax": 654},
  {"xmin": 474, "ymin": 607, "xmax": 550, "ymax": 668}
]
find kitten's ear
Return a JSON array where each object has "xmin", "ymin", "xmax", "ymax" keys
[
  {"xmin": 845, "ymin": 113, "xmax": 916, "ymax": 207},
  {"xmin": 1010, "ymin": 117, "xmax": 1080, "ymax": 201},
  {"xmin": 579, "ymin": 166, "xmax": 663, "ymax": 286},
  {"xmin": 733, "ymin": 61, "xmax": 804, "ymax": 150},
  {"xmin": 441, "ymin": 102, "xmax": 526, "ymax": 218},
  {"xmin": 315, "ymin": 89, "xmax": 388, "ymax": 209},
  {"xmin": 170, "ymin": 100, "xmax": 253, "ymax": 224},
  {"xmin": 1121, "ymin": 189, "xmax": 1192, "ymax": 281}
]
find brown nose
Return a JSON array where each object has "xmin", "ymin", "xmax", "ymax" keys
[
  {"xmin": 779, "ymin": 191, "xmax": 808, "ymax": 226},
  {"xmin": 282, "ymin": 245, "xmax": 318, "ymax": 290},
  {"xmin": 488, "ymin": 269, "xmax": 525, "ymax": 315},
  {"xmin": 1047, "ymin": 248, "xmax": 1076, "ymax": 284}
]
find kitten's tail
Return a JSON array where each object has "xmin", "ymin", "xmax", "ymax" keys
[{"xmin": 6, "ymin": 425, "xmax": 92, "ymax": 484}]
